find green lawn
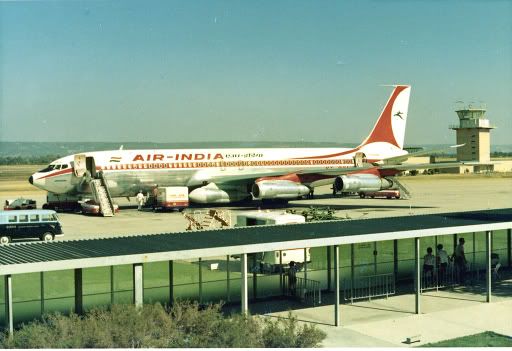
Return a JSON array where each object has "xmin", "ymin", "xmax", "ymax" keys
[{"xmin": 422, "ymin": 331, "xmax": 512, "ymax": 347}]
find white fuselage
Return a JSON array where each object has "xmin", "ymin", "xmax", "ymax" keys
[{"xmin": 29, "ymin": 144, "xmax": 406, "ymax": 198}]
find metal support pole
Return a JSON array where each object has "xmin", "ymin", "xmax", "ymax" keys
[
  {"xmin": 393, "ymin": 239, "xmax": 398, "ymax": 280},
  {"xmin": 334, "ymin": 245, "xmax": 340, "ymax": 327},
  {"xmin": 252, "ymin": 254, "xmax": 257, "ymax": 300},
  {"xmin": 279, "ymin": 250, "xmax": 283, "ymax": 293},
  {"xmin": 199, "ymin": 258, "xmax": 203, "ymax": 304},
  {"xmin": 226, "ymin": 255, "xmax": 231, "ymax": 303},
  {"xmin": 415, "ymin": 237, "xmax": 421, "ymax": 314},
  {"xmin": 74, "ymin": 268, "xmax": 83, "ymax": 315},
  {"xmin": 4, "ymin": 275, "xmax": 13, "ymax": 336},
  {"xmin": 472, "ymin": 232, "xmax": 476, "ymax": 268},
  {"xmin": 133, "ymin": 263, "xmax": 143, "ymax": 308},
  {"xmin": 327, "ymin": 246, "xmax": 332, "ymax": 292},
  {"xmin": 40, "ymin": 272, "xmax": 45, "ymax": 315},
  {"xmin": 373, "ymin": 242, "xmax": 378, "ymax": 274},
  {"xmin": 453, "ymin": 234, "xmax": 458, "ymax": 254},
  {"xmin": 486, "ymin": 231, "xmax": 492, "ymax": 303},
  {"xmin": 110, "ymin": 266, "xmax": 114, "ymax": 305},
  {"xmin": 507, "ymin": 229, "xmax": 511, "ymax": 268},
  {"xmin": 241, "ymin": 253, "xmax": 248, "ymax": 315},
  {"xmin": 304, "ymin": 248, "xmax": 308, "ymax": 282},
  {"xmin": 350, "ymin": 243, "xmax": 355, "ymax": 295},
  {"xmin": 169, "ymin": 261, "xmax": 174, "ymax": 305}
]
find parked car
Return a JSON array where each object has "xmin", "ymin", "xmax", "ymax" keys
[
  {"xmin": 0, "ymin": 209, "xmax": 63, "ymax": 244},
  {"xmin": 4, "ymin": 198, "xmax": 37, "ymax": 210},
  {"xmin": 358, "ymin": 190, "xmax": 401, "ymax": 199},
  {"xmin": 80, "ymin": 199, "xmax": 120, "ymax": 215}
]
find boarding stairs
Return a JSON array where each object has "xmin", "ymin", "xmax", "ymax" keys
[
  {"xmin": 184, "ymin": 209, "xmax": 232, "ymax": 230},
  {"xmin": 391, "ymin": 177, "xmax": 412, "ymax": 199},
  {"xmin": 90, "ymin": 174, "xmax": 115, "ymax": 217}
]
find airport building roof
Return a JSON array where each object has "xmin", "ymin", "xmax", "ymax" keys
[{"xmin": 0, "ymin": 208, "xmax": 511, "ymax": 275}]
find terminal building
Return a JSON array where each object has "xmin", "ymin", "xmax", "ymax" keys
[{"xmin": 0, "ymin": 208, "xmax": 511, "ymax": 336}]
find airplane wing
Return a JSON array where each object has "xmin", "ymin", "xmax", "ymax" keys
[
  {"xmin": 383, "ymin": 144, "xmax": 465, "ymax": 165},
  {"xmin": 378, "ymin": 162, "xmax": 464, "ymax": 171}
]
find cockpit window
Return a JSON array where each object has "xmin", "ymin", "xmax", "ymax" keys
[
  {"xmin": 39, "ymin": 165, "xmax": 57, "ymax": 173},
  {"xmin": 62, "ymin": 164, "xmax": 68, "ymax": 169},
  {"xmin": 55, "ymin": 165, "xmax": 61, "ymax": 170}
]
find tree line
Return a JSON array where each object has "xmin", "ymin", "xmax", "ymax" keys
[{"xmin": 0, "ymin": 155, "xmax": 63, "ymax": 165}]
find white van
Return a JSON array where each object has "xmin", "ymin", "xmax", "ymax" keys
[
  {"xmin": 236, "ymin": 211, "xmax": 310, "ymax": 272},
  {"xmin": 155, "ymin": 186, "xmax": 189, "ymax": 211}
]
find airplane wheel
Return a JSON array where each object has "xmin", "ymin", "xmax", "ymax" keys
[
  {"xmin": 41, "ymin": 232, "xmax": 54, "ymax": 242},
  {"xmin": 0, "ymin": 236, "xmax": 10, "ymax": 245},
  {"xmin": 359, "ymin": 194, "xmax": 365, "ymax": 199}
]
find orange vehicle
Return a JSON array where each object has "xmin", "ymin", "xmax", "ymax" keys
[{"xmin": 359, "ymin": 190, "xmax": 400, "ymax": 199}]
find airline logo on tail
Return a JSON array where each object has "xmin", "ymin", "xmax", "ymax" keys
[{"xmin": 359, "ymin": 85, "xmax": 410, "ymax": 150}]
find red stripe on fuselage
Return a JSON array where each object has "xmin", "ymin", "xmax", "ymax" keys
[{"xmin": 37, "ymin": 168, "xmax": 73, "ymax": 180}]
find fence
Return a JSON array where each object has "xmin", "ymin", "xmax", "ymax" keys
[
  {"xmin": 420, "ymin": 262, "xmax": 482, "ymax": 292},
  {"xmin": 343, "ymin": 273, "xmax": 395, "ymax": 303},
  {"xmin": 282, "ymin": 275, "xmax": 322, "ymax": 306}
]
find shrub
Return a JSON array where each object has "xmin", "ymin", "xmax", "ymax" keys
[{"xmin": 0, "ymin": 302, "xmax": 325, "ymax": 348}]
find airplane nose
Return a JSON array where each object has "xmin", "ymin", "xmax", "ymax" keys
[{"xmin": 29, "ymin": 176, "xmax": 33, "ymax": 185}]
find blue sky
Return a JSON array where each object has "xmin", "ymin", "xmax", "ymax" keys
[{"xmin": 1, "ymin": 0, "xmax": 511, "ymax": 145}]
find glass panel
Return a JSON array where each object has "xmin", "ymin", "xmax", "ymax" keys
[
  {"xmin": 397, "ymin": 238, "xmax": 415, "ymax": 281},
  {"xmin": 173, "ymin": 259, "xmax": 199, "ymax": 301},
  {"xmin": 353, "ymin": 242, "xmax": 375, "ymax": 276},
  {"xmin": 376, "ymin": 240, "xmax": 394, "ymax": 275},
  {"xmin": 144, "ymin": 262, "xmax": 169, "ymax": 304},
  {"xmin": 200, "ymin": 256, "xmax": 229, "ymax": 304},
  {"xmin": 112, "ymin": 265, "xmax": 133, "ymax": 304},
  {"xmin": 43, "ymin": 270, "xmax": 75, "ymax": 315},
  {"xmin": 8, "ymin": 216, "xmax": 17, "ymax": 223},
  {"xmin": 83, "ymin": 267, "xmax": 111, "ymax": 311},
  {"xmin": 19, "ymin": 215, "xmax": 28, "ymax": 223}
]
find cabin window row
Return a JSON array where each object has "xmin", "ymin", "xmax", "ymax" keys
[{"xmin": 7, "ymin": 214, "xmax": 57, "ymax": 223}]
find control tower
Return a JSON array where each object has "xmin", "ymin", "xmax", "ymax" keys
[{"xmin": 450, "ymin": 106, "xmax": 495, "ymax": 163}]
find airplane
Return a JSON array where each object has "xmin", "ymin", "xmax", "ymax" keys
[{"xmin": 29, "ymin": 85, "xmax": 461, "ymax": 205}]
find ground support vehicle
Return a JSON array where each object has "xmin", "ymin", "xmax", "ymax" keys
[
  {"xmin": 42, "ymin": 193, "xmax": 82, "ymax": 212},
  {"xmin": 80, "ymin": 199, "xmax": 120, "ymax": 215},
  {"xmin": 0, "ymin": 209, "xmax": 64, "ymax": 244},
  {"xmin": 4, "ymin": 198, "xmax": 37, "ymax": 210},
  {"xmin": 150, "ymin": 186, "xmax": 189, "ymax": 211},
  {"xmin": 358, "ymin": 190, "xmax": 401, "ymax": 199}
]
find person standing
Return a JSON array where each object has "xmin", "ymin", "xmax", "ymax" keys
[
  {"xmin": 287, "ymin": 261, "xmax": 298, "ymax": 296},
  {"xmin": 423, "ymin": 247, "xmax": 435, "ymax": 284},
  {"xmin": 453, "ymin": 238, "xmax": 467, "ymax": 284},
  {"xmin": 436, "ymin": 244, "xmax": 449, "ymax": 285},
  {"xmin": 152, "ymin": 185, "xmax": 159, "ymax": 209},
  {"xmin": 136, "ymin": 190, "xmax": 145, "ymax": 211}
]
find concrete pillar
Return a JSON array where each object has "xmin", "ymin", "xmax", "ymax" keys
[
  {"xmin": 241, "ymin": 253, "xmax": 248, "ymax": 314},
  {"xmin": 133, "ymin": 263, "xmax": 143, "ymax": 308},
  {"xmin": 226, "ymin": 255, "xmax": 231, "ymax": 303},
  {"xmin": 334, "ymin": 245, "xmax": 340, "ymax": 327},
  {"xmin": 40, "ymin": 272, "xmax": 45, "ymax": 315},
  {"xmin": 198, "ymin": 258, "xmax": 203, "ymax": 304},
  {"xmin": 169, "ymin": 261, "xmax": 174, "ymax": 304},
  {"xmin": 414, "ymin": 237, "xmax": 421, "ymax": 314},
  {"xmin": 327, "ymin": 246, "xmax": 332, "ymax": 292},
  {"xmin": 486, "ymin": 231, "xmax": 492, "ymax": 303},
  {"xmin": 74, "ymin": 268, "xmax": 83, "ymax": 315},
  {"xmin": 507, "ymin": 229, "xmax": 511, "ymax": 268},
  {"xmin": 4, "ymin": 275, "xmax": 13, "ymax": 336}
]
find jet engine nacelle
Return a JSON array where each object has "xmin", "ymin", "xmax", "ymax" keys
[
  {"xmin": 252, "ymin": 180, "xmax": 310, "ymax": 199},
  {"xmin": 334, "ymin": 174, "xmax": 393, "ymax": 192},
  {"xmin": 188, "ymin": 183, "xmax": 248, "ymax": 204}
]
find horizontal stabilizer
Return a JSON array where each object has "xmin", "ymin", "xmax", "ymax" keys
[
  {"xmin": 383, "ymin": 144, "xmax": 465, "ymax": 165},
  {"xmin": 379, "ymin": 162, "xmax": 465, "ymax": 171}
]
